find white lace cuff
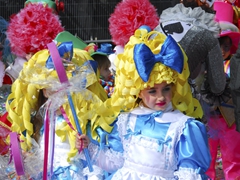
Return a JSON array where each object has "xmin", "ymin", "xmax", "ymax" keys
[{"xmin": 174, "ymin": 167, "xmax": 203, "ymax": 180}]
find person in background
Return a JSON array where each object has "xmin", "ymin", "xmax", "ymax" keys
[
  {"xmin": 87, "ymin": 43, "xmax": 115, "ymax": 98},
  {"xmin": 206, "ymin": 1, "xmax": 240, "ymax": 179},
  {"xmin": 155, "ymin": 0, "xmax": 226, "ymax": 105}
]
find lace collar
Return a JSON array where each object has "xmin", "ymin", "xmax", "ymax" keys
[{"xmin": 130, "ymin": 102, "xmax": 185, "ymax": 123}]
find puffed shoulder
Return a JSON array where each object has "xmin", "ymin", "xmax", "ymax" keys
[{"xmin": 177, "ymin": 118, "xmax": 210, "ymax": 173}]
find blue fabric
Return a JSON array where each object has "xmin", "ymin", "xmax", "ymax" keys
[
  {"xmin": 95, "ymin": 113, "xmax": 210, "ymax": 178},
  {"xmin": 133, "ymin": 35, "xmax": 184, "ymax": 82},
  {"xmin": 176, "ymin": 119, "xmax": 211, "ymax": 176},
  {"xmin": 96, "ymin": 123, "xmax": 124, "ymax": 153},
  {"xmin": 52, "ymin": 164, "xmax": 81, "ymax": 180}
]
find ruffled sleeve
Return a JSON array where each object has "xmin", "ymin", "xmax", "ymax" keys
[
  {"xmin": 90, "ymin": 119, "xmax": 124, "ymax": 174},
  {"xmin": 174, "ymin": 119, "xmax": 210, "ymax": 179}
]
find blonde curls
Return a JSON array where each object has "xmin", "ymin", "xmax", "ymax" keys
[
  {"xmin": 90, "ymin": 29, "xmax": 203, "ymax": 139},
  {"xmin": 6, "ymin": 47, "xmax": 107, "ymax": 152}
]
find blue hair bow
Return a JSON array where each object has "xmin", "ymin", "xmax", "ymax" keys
[
  {"xmin": 133, "ymin": 35, "xmax": 184, "ymax": 82},
  {"xmin": 46, "ymin": 42, "xmax": 98, "ymax": 74},
  {"xmin": 46, "ymin": 41, "xmax": 73, "ymax": 69}
]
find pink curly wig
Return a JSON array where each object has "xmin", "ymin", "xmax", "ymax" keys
[
  {"xmin": 109, "ymin": 0, "xmax": 159, "ymax": 47},
  {"xmin": 7, "ymin": 3, "xmax": 64, "ymax": 57}
]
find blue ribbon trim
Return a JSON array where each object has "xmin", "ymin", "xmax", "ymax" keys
[{"xmin": 157, "ymin": 136, "xmax": 172, "ymax": 152}]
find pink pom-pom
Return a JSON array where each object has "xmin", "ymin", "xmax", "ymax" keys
[
  {"xmin": 109, "ymin": 0, "xmax": 159, "ymax": 47},
  {"xmin": 7, "ymin": 3, "xmax": 64, "ymax": 57}
]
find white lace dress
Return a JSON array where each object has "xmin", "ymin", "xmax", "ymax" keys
[{"xmin": 88, "ymin": 103, "xmax": 211, "ymax": 180}]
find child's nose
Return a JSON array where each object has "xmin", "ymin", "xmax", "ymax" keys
[{"xmin": 156, "ymin": 92, "xmax": 165, "ymax": 101}]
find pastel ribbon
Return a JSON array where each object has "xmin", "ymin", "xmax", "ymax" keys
[
  {"xmin": 144, "ymin": 111, "xmax": 162, "ymax": 127},
  {"xmin": 157, "ymin": 136, "xmax": 172, "ymax": 152},
  {"xmin": 124, "ymin": 129, "xmax": 141, "ymax": 140},
  {"xmin": 43, "ymin": 103, "xmax": 51, "ymax": 180},
  {"xmin": 52, "ymin": 165, "xmax": 80, "ymax": 180},
  {"xmin": 46, "ymin": 41, "xmax": 73, "ymax": 70},
  {"xmin": 9, "ymin": 132, "xmax": 25, "ymax": 176},
  {"xmin": 133, "ymin": 35, "xmax": 184, "ymax": 82}
]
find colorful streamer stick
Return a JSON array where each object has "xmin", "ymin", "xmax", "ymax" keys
[{"xmin": 46, "ymin": 41, "xmax": 93, "ymax": 173}]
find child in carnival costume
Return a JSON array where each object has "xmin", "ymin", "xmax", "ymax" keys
[
  {"xmin": 108, "ymin": 0, "xmax": 226, "ymax": 124},
  {"xmin": 0, "ymin": 2, "xmax": 65, "ymax": 176},
  {"xmin": 2, "ymin": 0, "xmax": 64, "ymax": 135},
  {"xmin": 76, "ymin": 28, "xmax": 211, "ymax": 179},
  {"xmin": 89, "ymin": 43, "xmax": 115, "ymax": 98},
  {"xmin": 3, "ymin": 41, "xmax": 106, "ymax": 179}
]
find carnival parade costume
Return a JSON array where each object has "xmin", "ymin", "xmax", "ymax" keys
[
  {"xmin": 1, "ymin": 41, "xmax": 107, "ymax": 179},
  {"xmin": 88, "ymin": 103, "xmax": 210, "ymax": 179},
  {"xmin": 81, "ymin": 29, "xmax": 210, "ymax": 179},
  {"xmin": 0, "ymin": 1, "xmax": 65, "ymax": 174}
]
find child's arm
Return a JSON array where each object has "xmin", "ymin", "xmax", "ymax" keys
[
  {"xmin": 174, "ymin": 119, "xmax": 211, "ymax": 179},
  {"xmin": 75, "ymin": 126, "xmax": 124, "ymax": 174}
]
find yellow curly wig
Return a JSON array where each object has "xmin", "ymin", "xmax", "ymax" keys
[
  {"xmin": 88, "ymin": 29, "xmax": 203, "ymax": 140},
  {"xmin": 6, "ymin": 45, "xmax": 106, "ymax": 161}
]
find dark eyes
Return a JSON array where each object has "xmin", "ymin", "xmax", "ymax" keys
[
  {"xmin": 163, "ymin": 87, "xmax": 171, "ymax": 92},
  {"xmin": 147, "ymin": 86, "xmax": 171, "ymax": 94},
  {"xmin": 148, "ymin": 89, "xmax": 156, "ymax": 94}
]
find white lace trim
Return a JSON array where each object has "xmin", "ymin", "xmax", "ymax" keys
[
  {"xmin": 174, "ymin": 167, "xmax": 203, "ymax": 180},
  {"xmin": 112, "ymin": 166, "xmax": 175, "ymax": 180},
  {"xmin": 159, "ymin": 3, "xmax": 220, "ymax": 37},
  {"xmin": 117, "ymin": 113, "xmax": 130, "ymax": 139}
]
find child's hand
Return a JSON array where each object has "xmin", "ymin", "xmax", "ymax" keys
[{"xmin": 76, "ymin": 134, "xmax": 90, "ymax": 150}]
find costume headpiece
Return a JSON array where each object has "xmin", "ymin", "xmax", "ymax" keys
[
  {"xmin": 214, "ymin": 1, "xmax": 240, "ymax": 54},
  {"xmin": 7, "ymin": 2, "xmax": 64, "ymax": 58},
  {"xmin": 108, "ymin": 0, "xmax": 159, "ymax": 47},
  {"xmin": 6, "ymin": 42, "xmax": 104, "ymax": 156},
  {"xmin": 55, "ymin": 31, "xmax": 87, "ymax": 50},
  {"xmin": 91, "ymin": 43, "xmax": 115, "ymax": 56},
  {"xmin": 25, "ymin": 0, "xmax": 56, "ymax": 10},
  {"xmin": 87, "ymin": 29, "xmax": 203, "ymax": 141}
]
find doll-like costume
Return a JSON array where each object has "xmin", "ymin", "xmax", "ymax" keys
[{"xmin": 89, "ymin": 103, "xmax": 210, "ymax": 179}]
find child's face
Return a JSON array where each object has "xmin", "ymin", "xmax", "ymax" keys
[
  {"xmin": 138, "ymin": 82, "xmax": 173, "ymax": 111},
  {"xmin": 219, "ymin": 36, "xmax": 232, "ymax": 60},
  {"xmin": 100, "ymin": 64, "xmax": 111, "ymax": 81}
]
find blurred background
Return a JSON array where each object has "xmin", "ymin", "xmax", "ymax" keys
[{"xmin": 0, "ymin": 0, "xmax": 175, "ymax": 43}]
